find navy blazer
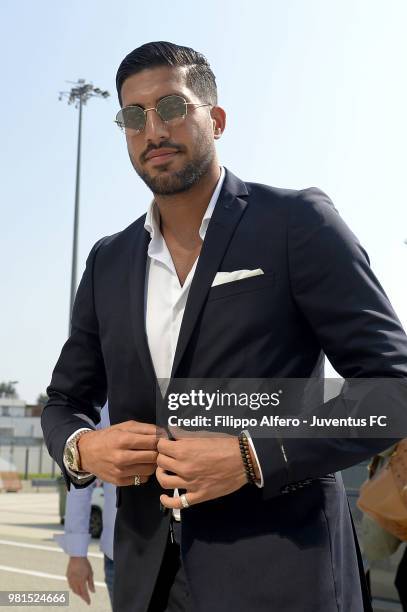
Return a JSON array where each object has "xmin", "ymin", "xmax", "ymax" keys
[{"xmin": 42, "ymin": 168, "xmax": 407, "ymax": 612}]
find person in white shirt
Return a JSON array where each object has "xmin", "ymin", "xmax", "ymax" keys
[{"xmin": 55, "ymin": 405, "xmax": 116, "ymax": 607}]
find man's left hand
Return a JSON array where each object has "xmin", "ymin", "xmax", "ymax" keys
[{"xmin": 156, "ymin": 430, "xmax": 252, "ymax": 509}]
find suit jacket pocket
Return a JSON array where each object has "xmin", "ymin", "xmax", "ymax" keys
[
  {"xmin": 316, "ymin": 473, "xmax": 337, "ymax": 483},
  {"xmin": 207, "ymin": 271, "xmax": 276, "ymax": 302}
]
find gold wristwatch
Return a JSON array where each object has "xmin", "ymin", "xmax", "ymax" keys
[{"xmin": 63, "ymin": 428, "xmax": 92, "ymax": 474}]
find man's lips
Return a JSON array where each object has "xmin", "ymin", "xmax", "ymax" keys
[{"xmin": 145, "ymin": 149, "xmax": 180, "ymax": 165}]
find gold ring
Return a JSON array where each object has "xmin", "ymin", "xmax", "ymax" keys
[{"xmin": 134, "ymin": 474, "xmax": 141, "ymax": 486}]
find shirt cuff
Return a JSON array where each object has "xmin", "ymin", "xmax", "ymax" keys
[
  {"xmin": 63, "ymin": 428, "xmax": 95, "ymax": 482},
  {"xmin": 242, "ymin": 430, "xmax": 264, "ymax": 488},
  {"xmin": 54, "ymin": 533, "xmax": 91, "ymax": 557}
]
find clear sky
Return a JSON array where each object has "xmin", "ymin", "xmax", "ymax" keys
[{"xmin": 1, "ymin": 0, "xmax": 406, "ymax": 403}]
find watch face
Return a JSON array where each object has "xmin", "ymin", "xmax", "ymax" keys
[{"xmin": 65, "ymin": 447, "xmax": 75, "ymax": 468}]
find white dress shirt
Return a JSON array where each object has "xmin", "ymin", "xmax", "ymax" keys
[
  {"xmin": 56, "ymin": 405, "xmax": 116, "ymax": 560},
  {"xmin": 144, "ymin": 166, "xmax": 226, "ymax": 386}
]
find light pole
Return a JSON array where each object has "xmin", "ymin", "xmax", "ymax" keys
[{"xmin": 59, "ymin": 80, "xmax": 110, "ymax": 330}]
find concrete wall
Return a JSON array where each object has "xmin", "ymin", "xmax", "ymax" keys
[
  {"xmin": 0, "ymin": 444, "xmax": 58, "ymax": 476},
  {"xmin": 0, "ymin": 416, "xmax": 43, "ymax": 437}
]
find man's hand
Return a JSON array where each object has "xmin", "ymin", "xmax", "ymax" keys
[
  {"xmin": 77, "ymin": 420, "xmax": 164, "ymax": 486},
  {"xmin": 156, "ymin": 430, "xmax": 253, "ymax": 509},
  {"xmin": 66, "ymin": 557, "xmax": 95, "ymax": 605}
]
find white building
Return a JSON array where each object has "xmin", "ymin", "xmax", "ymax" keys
[{"xmin": 0, "ymin": 397, "xmax": 56, "ymax": 475}]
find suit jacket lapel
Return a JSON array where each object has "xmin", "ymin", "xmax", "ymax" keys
[
  {"xmin": 171, "ymin": 168, "xmax": 249, "ymax": 377},
  {"xmin": 129, "ymin": 220, "xmax": 157, "ymax": 385}
]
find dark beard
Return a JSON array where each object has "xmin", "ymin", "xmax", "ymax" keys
[{"xmin": 131, "ymin": 146, "xmax": 215, "ymax": 196}]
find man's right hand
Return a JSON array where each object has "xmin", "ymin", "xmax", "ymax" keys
[{"xmin": 77, "ymin": 420, "xmax": 163, "ymax": 486}]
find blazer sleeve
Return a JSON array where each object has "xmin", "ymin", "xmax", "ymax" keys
[
  {"xmin": 41, "ymin": 239, "xmax": 108, "ymax": 490},
  {"xmin": 254, "ymin": 188, "xmax": 407, "ymax": 499}
]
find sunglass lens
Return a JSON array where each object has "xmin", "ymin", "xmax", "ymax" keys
[
  {"xmin": 157, "ymin": 96, "xmax": 186, "ymax": 122},
  {"xmin": 116, "ymin": 107, "xmax": 145, "ymax": 131}
]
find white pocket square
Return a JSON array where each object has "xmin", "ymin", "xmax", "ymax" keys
[{"xmin": 211, "ymin": 268, "xmax": 264, "ymax": 287}]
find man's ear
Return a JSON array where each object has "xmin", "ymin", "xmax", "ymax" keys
[{"xmin": 211, "ymin": 106, "xmax": 226, "ymax": 140}]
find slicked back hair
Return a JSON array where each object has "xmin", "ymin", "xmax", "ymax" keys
[{"xmin": 116, "ymin": 41, "xmax": 217, "ymax": 107}]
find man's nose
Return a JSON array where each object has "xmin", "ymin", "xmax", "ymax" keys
[{"xmin": 144, "ymin": 108, "xmax": 170, "ymax": 144}]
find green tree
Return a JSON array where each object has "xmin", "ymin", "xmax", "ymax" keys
[
  {"xmin": 37, "ymin": 393, "xmax": 48, "ymax": 407},
  {"xmin": 0, "ymin": 381, "xmax": 18, "ymax": 398}
]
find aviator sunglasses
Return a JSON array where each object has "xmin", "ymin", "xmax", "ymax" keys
[{"xmin": 115, "ymin": 94, "xmax": 211, "ymax": 133}]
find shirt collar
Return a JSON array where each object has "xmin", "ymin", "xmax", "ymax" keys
[{"xmin": 144, "ymin": 166, "xmax": 226, "ymax": 254}]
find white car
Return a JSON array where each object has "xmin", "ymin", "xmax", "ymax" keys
[{"xmin": 89, "ymin": 483, "xmax": 104, "ymax": 538}]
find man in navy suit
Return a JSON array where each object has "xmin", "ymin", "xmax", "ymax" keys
[{"xmin": 42, "ymin": 41, "xmax": 407, "ymax": 612}]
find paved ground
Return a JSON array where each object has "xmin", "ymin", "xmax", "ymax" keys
[
  {"xmin": 0, "ymin": 490, "xmax": 401, "ymax": 612},
  {"xmin": 0, "ymin": 492, "xmax": 111, "ymax": 611}
]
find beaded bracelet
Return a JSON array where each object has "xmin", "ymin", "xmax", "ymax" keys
[{"xmin": 238, "ymin": 432, "xmax": 257, "ymax": 484}]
